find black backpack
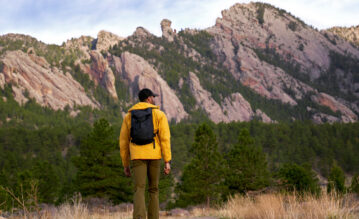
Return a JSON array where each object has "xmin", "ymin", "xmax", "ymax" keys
[{"xmin": 130, "ymin": 108, "xmax": 157, "ymax": 148}]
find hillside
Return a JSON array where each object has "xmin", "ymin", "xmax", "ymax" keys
[
  {"xmin": 327, "ymin": 25, "xmax": 359, "ymax": 46},
  {"xmin": 1, "ymin": 2, "xmax": 359, "ymax": 124},
  {"xmin": 1, "ymin": 2, "xmax": 359, "ymax": 213}
]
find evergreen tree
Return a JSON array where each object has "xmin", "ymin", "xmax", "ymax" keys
[
  {"xmin": 327, "ymin": 164, "xmax": 346, "ymax": 194},
  {"xmin": 224, "ymin": 129, "xmax": 270, "ymax": 195},
  {"xmin": 158, "ymin": 163, "xmax": 175, "ymax": 204},
  {"xmin": 277, "ymin": 163, "xmax": 320, "ymax": 195},
  {"xmin": 31, "ymin": 160, "xmax": 60, "ymax": 203},
  {"xmin": 73, "ymin": 119, "xmax": 132, "ymax": 203},
  {"xmin": 175, "ymin": 123, "xmax": 226, "ymax": 207},
  {"xmin": 350, "ymin": 174, "xmax": 359, "ymax": 194}
]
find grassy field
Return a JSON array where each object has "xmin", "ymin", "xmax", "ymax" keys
[{"xmin": 4, "ymin": 192, "xmax": 359, "ymax": 219}]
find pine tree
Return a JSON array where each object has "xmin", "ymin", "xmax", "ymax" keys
[
  {"xmin": 176, "ymin": 123, "xmax": 226, "ymax": 207},
  {"xmin": 327, "ymin": 163, "xmax": 346, "ymax": 194},
  {"xmin": 224, "ymin": 128, "xmax": 270, "ymax": 195},
  {"xmin": 73, "ymin": 118, "xmax": 132, "ymax": 203},
  {"xmin": 350, "ymin": 174, "xmax": 359, "ymax": 194},
  {"xmin": 277, "ymin": 163, "xmax": 321, "ymax": 195}
]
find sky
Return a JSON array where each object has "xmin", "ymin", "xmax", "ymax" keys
[{"xmin": 1, "ymin": 0, "xmax": 359, "ymax": 45}]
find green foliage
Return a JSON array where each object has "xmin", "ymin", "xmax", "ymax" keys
[
  {"xmin": 288, "ymin": 21, "xmax": 298, "ymax": 31},
  {"xmin": 316, "ymin": 50, "xmax": 359, "ymax": 101},
  {"xmin": 72, "ymin": 119, "xmax": 132, "ymax": 203},
  {"xmin": 31, "ymin": 160, "xmax": 60, "ymax": 203},
  {"xmin": 175, "ymin": 123, "xmax": 226, "ymax": 207},
  {"xmin": 178, "ymin": 31, "xmax": 215, "ymax": 61},
  {"xmin": 276, "ymin": 163, "xmax": 321, "ymax": 195},
  {"xmin": 253, "ymin": 47, "xmax": 310, "ymax": 84},
  {"xmin": 0, "ymin": 60, "xmax": 3, "ymax": 72},
  {"xmin": 327, "ymin": 164, "xmax": 346, "ymax": 194},
  {"xmin": 256, "ymin": 4, "xmax": 265, "ymax": 25},
  {"xmin": 298, "ymin": 43, "xmax": 304, "ymax": 51},
  {"xmin": 224, "ymin": 129, "xmax": 270, "ymax": 195},
  {"xmin": 159, "ymin": 163, "xmax": 175, "ymax": 204},
  {"xmin": 350, "ymin": 174, "xmax": 359, "ymax": 194},
  {"xmin": 323, "ymin": 33, "xmax": 337, "ymax": 45}
]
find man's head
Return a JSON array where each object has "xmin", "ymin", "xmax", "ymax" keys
[{"xmin": 138, "ymin": 88, "xmax": 158, "ymax": 104}]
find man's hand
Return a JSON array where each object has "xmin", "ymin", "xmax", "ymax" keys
[
  {"xmin": 164, "ymin": 162, "xmax": 171, "ymax": 175},
  {"xmin": 124, "ymin": 166, "xmax": 131, "ymax": 177}
]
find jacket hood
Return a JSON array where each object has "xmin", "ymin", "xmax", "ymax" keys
[{"xmin": 128, "ymin": 102, "xmax": 159, "ymax": 112}]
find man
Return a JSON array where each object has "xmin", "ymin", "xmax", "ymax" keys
[{"xmin": 120, "ymin": 88, "xmax": 171, "ymax": 219}]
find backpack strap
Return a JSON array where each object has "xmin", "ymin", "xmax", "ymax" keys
[{"xmin": 153, "ymin": 130, "xmax": 159, "ymax": 149}]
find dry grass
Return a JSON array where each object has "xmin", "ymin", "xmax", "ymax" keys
[
  {"xmin": 5, "ymin": 193, "xmax": 359, "ymax": 219},
  {"xmin": 7, "ymin": 196, "xmax": 132, "ymax": 219},
  {"xmin": 217, "ymin": 192, "xmax": 359, "ymax": 219}
]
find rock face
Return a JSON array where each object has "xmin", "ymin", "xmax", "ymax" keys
[
  {"xmin": 161, "ymin": 19, "xmax": 175, "ymax": 42},
  {"xmin": 188, "ymin": 72, "xmax": 271, "ymax": 123},
  {"xmin": 65, "ymin": 35, "xmax": 94, "ymax": 60},
  {"xmin": 96, "ymin": 30, "xmax": 124, "ymax": 51},
  {"xmin": 327, "ymin": 25, "xmax": 359, "ymax": 46},
  {"xmin": 1, "ymin": 50, "xmax": 98, "ymax": 109},
  {"xmin": 1, "ymin": 2, "xmax": 359, "ymax": 124},
  {"xmin": 206, "ymin": 2, "xmax": 359, "ymax": 122},
  {"xmin": 80, "ymin": 50, "xmax": 118, "ymax": 99},
  {"xmin": 133, "ymin": 27, "xmax": 153, "ymax": 39},
  {"xmin": 311, "ymin": 93, "xmax": 357, "ymax": 122},
  {"xmin": 113, "ymin": 52, "xmax": 188, "ymax": 122}
]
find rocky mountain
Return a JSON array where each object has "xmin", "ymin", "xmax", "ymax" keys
[
  {"xmin": 1, "ymin": 2, "xmax": 359, "ymax": 124},
  {"xmin": 327, "ymin": 25, "xmax": 359, "ymax": 46}
]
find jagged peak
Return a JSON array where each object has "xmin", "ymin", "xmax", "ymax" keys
[
  {"xmin": 326, "ymin": 25, "xmax": 359, "ymax": 46},
  {"xmin": 132, "ymin": 26, "xmax": 153, "ymax": 39},
  {"xmin": 65, "ymin": 35, "xmax": 94, "ymax": 49},
  {"xmin": 0, "ymin": 33, "xmax": 39, "ymax": 42},
  {"xmin": 96, "ymin": 30, "xmax": 124, "ymax": 51},
  {"xmin": 220, "ymin": 1, "xmax": 307, "ymax": 28}
]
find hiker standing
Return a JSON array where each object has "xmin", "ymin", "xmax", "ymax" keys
[{"xmin": 119, "ymin": 88, "xmax": 171, "ymax": 219}]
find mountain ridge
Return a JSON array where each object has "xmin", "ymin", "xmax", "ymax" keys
[{"xmin": 1, "ymin": 2, "xmax": 359, "ymax": 124}]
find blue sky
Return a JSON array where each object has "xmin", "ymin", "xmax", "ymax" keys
[{"xmin": 1, "ymin": 0, "xmax": 359, "ymax": 45}]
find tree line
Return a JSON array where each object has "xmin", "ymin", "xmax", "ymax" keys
[{"xmin": 0, "ymin": 116, "xmax": 359, "ymax": 211}]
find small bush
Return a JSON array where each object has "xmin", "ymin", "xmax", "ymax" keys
[
  {"xmin": 350, "ymin": 174, "xmax": 359, "ymax": 194},
  {"xmin": 288, "ymin": 21, "xmax": 298, "ymax": 31},
  {"xmin": 276, "ymin": 163, "xmax": 321, "ymax": 195},
  {"xmin": 327, "ymin": 164, "xmax": 346, "ymax": 194},
  {"xmin": 256, "ymin": 4, "xmax": 265, "ymax": 25}
]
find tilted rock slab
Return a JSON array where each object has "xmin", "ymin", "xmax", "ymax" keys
[
  {"xmin": 112, "ymin": 52, "xmax": 188, "ymax": 122},
  {"xmin": 311, "ymin": 93, "xmax": 357, "ymax": 123},
  {"xmin": 79, "ymin": 50, "xmax": 118, "ymax": 99},
  {"xmin": 1, "ymin": 50, "xmax": 98, "ymax": 110},
  {"xmin": 188, "ymin": 71, "xmax": 272, "ymax": 123}
]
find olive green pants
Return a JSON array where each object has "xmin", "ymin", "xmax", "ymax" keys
[{"xmin": 131, "ymin": 159, "xmax": 160, "ymax": 219}]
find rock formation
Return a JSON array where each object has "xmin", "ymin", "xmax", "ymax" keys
[
  {"xmin": 206, "ymin": 2, "xmax": 359, "ymax": 122},
  {"xmin": 161, "ymin": 19, "xmax": 175, "ymax": 42},
  {"xmin": 1, "ymin": 50, "xmax": 98, "ymax": 109},
  {"xmin": 1, "ymin": 2, "xmax": 359, "ymax": 124},
  {"xmin": 327, "ymin": 25, "xmax": 359, "ymax": 46},
  {"xmin": 96, "ymin": 30, "xmax": 124, "ymax": 51},
  {"xmin": 79, "ymin": 50, "xmax": 118, "ymax": 99},
  {"xmin": 311, "ymin": 93, "xmax": 357, "ymax": 122},
  {"xmin": 188, "ymin": 72, "xmax": 272, "ymax": 123},
  {"xmin": 113, "ymin": 52, "xmax": 188, "ymax": 122}
]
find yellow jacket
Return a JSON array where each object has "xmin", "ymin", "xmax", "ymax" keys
[{"xmin": 119, "ymin": 102, "xmax": 172, "ymax": 167}]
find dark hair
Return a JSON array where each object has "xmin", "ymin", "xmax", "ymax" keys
[{"xmin": 138, "ymin": 88, "xmax": 158, "ymax": 101}]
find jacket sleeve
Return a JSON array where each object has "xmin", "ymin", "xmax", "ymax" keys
[
  {"xmin": 158, "ymin": 111, "xmax": 172, "ymax": 162},
  {"xmin": 119, "ymin": 114, "xmax": 131, "ymax": 167}
]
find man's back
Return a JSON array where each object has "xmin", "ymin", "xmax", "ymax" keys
[{"xmin": 119, "ymin": 101, "xmax": 171, "ymax": 167}]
